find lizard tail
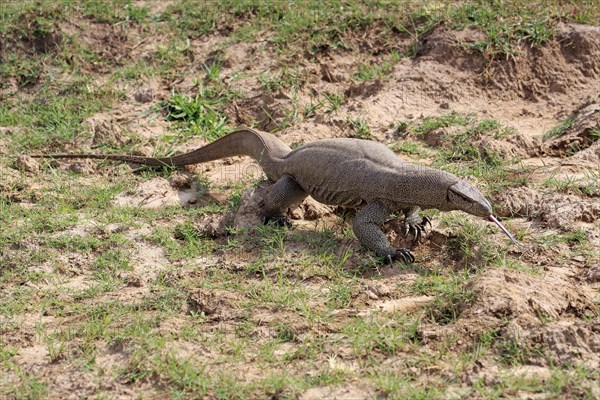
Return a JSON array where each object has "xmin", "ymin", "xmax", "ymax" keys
[{"xmin": 32, "ymin": 129, "xmax": 291, "ymax": 181}]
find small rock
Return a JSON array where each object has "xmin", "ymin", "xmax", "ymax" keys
[
  {"xmin": 365, "ymin": 286, "xmax": 379, "ymax": 300},
  {"xmin": 303, "ymin": 197, "xmax": 335, "ymax": 220},
  {"xmin": 16, "ymin": 156, "xmax": 40, "ymax": 173},
  {"xmin": 193, "ymin": 213, "xmax": 229, "ymax": 238},
  {"xmin": 232, "ymin": 183, "xmax": 270, "ymax": 230},
  {"xmin": 289, "ymin": 207, "xmax": 305, "ymax": 220},
  {"xmin": 501, "ymin": 320, "xmax": 525, "ymax": 344},
  {"xmin": 69, "ymin": 161, "xmax": 95, "ymax": 174},
  {"xmin": 168, "ymin": 173, "xmax": 193, "ymax": 189},
  {"xmin": 586, "ymin": 264, "xmax": 600, "ymax": 282},
  {"xmin": 133, "ymin": 87, "xmax": 154, "ymax": 103},
  {"xmin": 88, "ymin": 115, "xmax": 127, "ymax": 147},
  {"xmin": 419, "ymin": 327, "xmax": 439, "ymax": 343},
  {"xmin": 103, "ymin": 223, "xmax": 127, "ymax": 234}
]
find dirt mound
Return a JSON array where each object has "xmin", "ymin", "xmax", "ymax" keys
[
  {"xmin": 425, "ymin": 23, "xmax": 600, "ymax": 102},
  {"xmin": 422, "ymin": 27, "xmax": 486, "ymax": 72},
  {"xmin": 493, "ymin": 186, "xmax": 600, "ymax": 228},
  {"xmin": 557, "ymin": 24, "xmax": 600, "ymax": 77},
  {"xmin": 1, "ymin": 8, "xmax": 62, "ymax": 54},
  {"xmin": 421, "ymin": 268, "xmax": 599, "ymax": 367},
  {"xmin": 464, "ymin": 269, "xmax": 596, "ymax": 327},
  {"xmin": 495, "ymin": 133, "xmax": 543, "ymax": 157},
  {"xmin": 463, "ymin": 269, "xmax": 598, "ymax": 368},
  {"xmin": 417, "ymin": 126, "xmax": 543, "ymax": 158},
  {"xmin": 490, "ymin": 24, "xmax": 600, "ymax": 101},
  {"xmin": 544, "ymin": 100, "xmax": 600, "ymax": 156},
  {"xmin": 529, "ymin": 320, "xmax": 600, "ymax": 367},
  {"xmin": 345, "ymin": 22, "xmax": 600, "ymax": 137},
  {"xmin": 0, "ymin": 9, "xmax": 62, "ymax": 87}
]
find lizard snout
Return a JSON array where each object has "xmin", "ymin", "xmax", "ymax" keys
[{"xmin": 446, "ymin": 180, "xmax": 492, "ymax": 217}]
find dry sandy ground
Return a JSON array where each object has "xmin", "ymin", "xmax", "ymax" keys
[{"xmin": 1, "ymin": 5, "xmax": 599, "ymax": 399}]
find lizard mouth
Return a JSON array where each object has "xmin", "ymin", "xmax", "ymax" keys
[{"xmin": 488, "ymin": 215, "xmax": 522, "ymax": 246}]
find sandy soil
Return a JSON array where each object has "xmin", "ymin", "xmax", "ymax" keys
[{"xmin": 1, "ymin": 6, "xmax": 599, "ymax": 399}]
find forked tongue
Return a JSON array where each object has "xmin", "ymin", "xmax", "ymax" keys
[{"xmin": 488, "ymin": 215, "xmax": 521, "ymax": 246}]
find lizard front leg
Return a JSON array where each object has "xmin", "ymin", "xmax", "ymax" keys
[
  {"xmin": 402, "ymin": 206, "xmax": 431, "ymax": 243},
  {"xmin": 263, "ymin": 175, "xmax": 308, "ymax": 227},
  {"xmin": 353, "ymin": 202, "xmax": 414, "ymax": 264}
]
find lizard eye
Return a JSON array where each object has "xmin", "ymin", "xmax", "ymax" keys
[
  {"xmin": 448, "ymin": 188, "xmax": 472, "ymax": 203},
  {"xmin": 456, "ymin": 192, "xmax": 472, "ymax": 202}
]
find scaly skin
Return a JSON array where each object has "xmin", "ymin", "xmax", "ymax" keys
[{"xmin": 33, "ymin": 128, "xmax": 516, "ymax": 262}]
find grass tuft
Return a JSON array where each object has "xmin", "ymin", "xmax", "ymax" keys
[{"xmin": 543, "ymin": 116, "xmax": 575, "ymax": 140}]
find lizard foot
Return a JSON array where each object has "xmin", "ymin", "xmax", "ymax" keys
[
  {"xmin": 262, "ymin": 214, "xmax": 292, "ymax": 228},
  {"xmin": 402, "ymin": 216, "xmax": 431, "ymax": 243},
  {"xmin": 385, "ymin": 248, "xmax": 415, "ymax": 265}
]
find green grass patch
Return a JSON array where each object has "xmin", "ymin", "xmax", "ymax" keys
[
  {"xmin": 543, "ymin": 174, "xmax": 600, "ymax": 197},
  {"xmin": 157, "ymin": 75, "xmax": 242, "ymax": 141},
  {"xmin": 160, "ymin": 91, "xmax": 228, "ymax": 141},
  {"xmin": 161, "ymin": 0, "xmax": 600, "ymax": 60},
  {"xmin": 343, "ymin": 315, "xmax": 420, "ymax": 357},
  {"xmin": 404, "ymin": 113, "xmax": 518, "ymax": 190},
  {"xmin": 259, "ymin": 67, "xmax": 304, "ymax": 93},
  {"xmin": 412, "ymin": 112, "xmax": 473, "ymax": 136},
  {"xmin": 324, "ymin": 92, "xmax": 345, "ymax": 113},
  {"xmin": 372, "ymin": 371, "xmax": 445, "ymax": 400},
  {"xmin": 151, "ymin": 223, "xmax": 215, "ymax": 261},
  {"xmin": 411, "ymin": 271, "xmax": 475, "ymax": 324},
  {"xmin": 347, "ymin": 117, "xmax": 373, "ymax": 139},
  {"xmin": 0, "ymin": 79, "xmax": 124, "ymax": 152},
  {"xmin": 473, "ymin": 364, "xmax": 600, "ymax": 399},
  {"xmin": 543, "ymin": 116, "xmax": 575, "ymax": 140},
  {"xmin": 0, "ymin": 369, "xmax": 48, "ymax": 400}
]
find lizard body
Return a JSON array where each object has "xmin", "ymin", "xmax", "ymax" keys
[{"xmin": 33, "ymin": 128, "xmax": 519, "ymax": 262}]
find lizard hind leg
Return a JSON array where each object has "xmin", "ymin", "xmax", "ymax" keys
[
  {"xmin": 353, "ymin": 202, "xmax": 415, "ymax": 264},
  {"xmin": 263, "ymin": 175, "xmax": 308, "ymax": 227}
]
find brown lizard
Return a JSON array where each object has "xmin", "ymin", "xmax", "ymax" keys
[{"xmin": 32, "ymin": 128, "xmax": 520, "ymax": 263}]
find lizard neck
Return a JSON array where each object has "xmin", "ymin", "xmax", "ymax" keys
[{"xmin": 382, "ymin": 164, "xmax": 459, "ymax": 211}]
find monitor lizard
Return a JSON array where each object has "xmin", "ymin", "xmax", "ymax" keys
[{"xmin": 32, "ymin": 128, "xmax": 520, "ymax": 263}]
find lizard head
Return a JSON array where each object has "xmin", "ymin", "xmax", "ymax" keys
[
  {"xmin": 445, "ymin": 180, "xmax": 492, "ymax": 216},
  {"xmin": 445, "ymin": 180, "xmax": 521, "ymax": 246}
]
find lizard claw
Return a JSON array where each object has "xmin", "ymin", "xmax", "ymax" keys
[
  {"xmin": 396, "ymin": 248, "xmax": 415, "ymax": 263},
  {"xmin": 388, "ymin": 248, "xmax": 415, "ymax": 264},
  {"xmin": 403, "ymin": 216, "xmax": 432, "ymax": 243},
  {"xmin": 402, "ymin": 225, "xmax": 410, "ymax": 238},
  {"xmin": 411, "ymin": 225, "xmax": 422, "ymax": 243},
  {"xmin": 423, "ymin": 216, "xmax": 432, "ymax": 229}
]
